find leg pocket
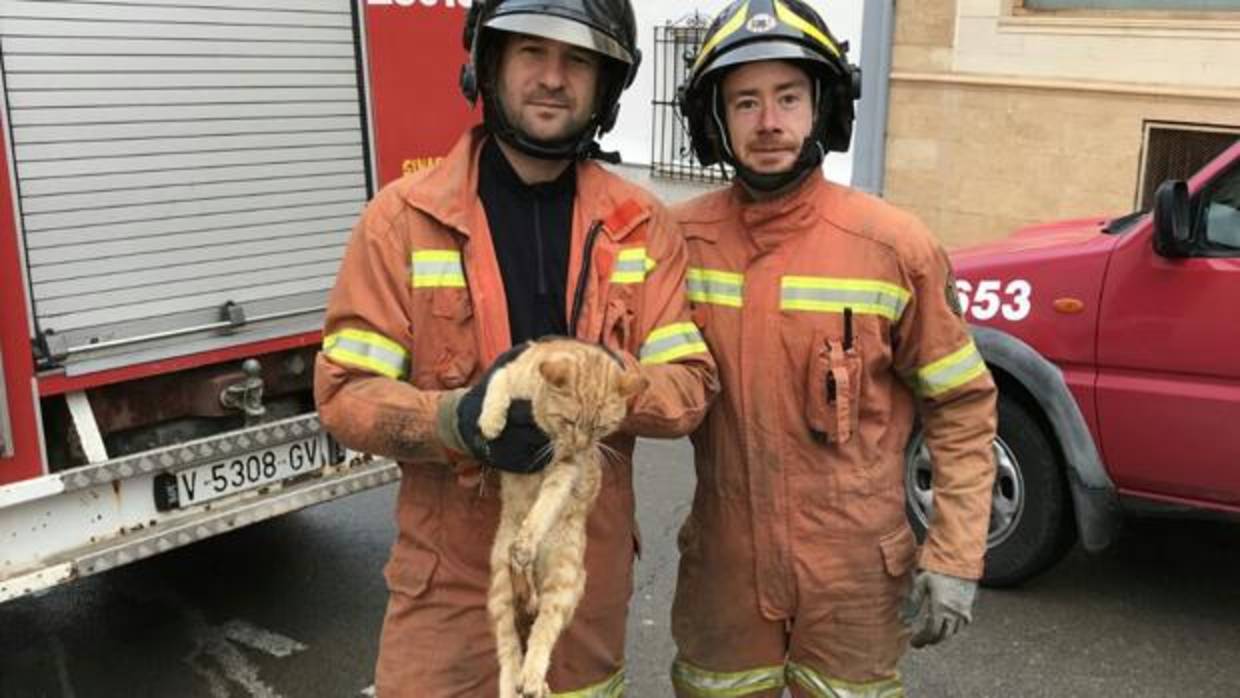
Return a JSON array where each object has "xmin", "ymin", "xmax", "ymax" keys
[
  {"xmin": 383, "ymin": 546, "xmax": 439, "ymax": 599},
  {"xmin": 878, "ymin": 523, "xmax": 918, "ymax": 580}
]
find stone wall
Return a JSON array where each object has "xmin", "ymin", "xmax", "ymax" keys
[{"xmin": 884, "ymin": 0, "xmax": 1240, "ymax": 248}]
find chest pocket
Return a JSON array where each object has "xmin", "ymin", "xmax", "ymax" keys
[
  {"xmin": 780, "ymin": 274, "xmax": 908, "ymax": 446},
  {"xmin": 804, "ymin": 325, "xmax": 862, "ymax": 445},
  {"xmin": 600, "ymin": 284, "xmax": 636, "ymax": 353},
  {"xmin": 412, "ymin": 249, "xmax": 477, "ymax": 389}
]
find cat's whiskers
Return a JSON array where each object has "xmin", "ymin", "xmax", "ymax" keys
[
  {"xmin": 595, "ymin": 441, "xmax": 624, "ymax": 470},
  {"xmin": 532, "ymin": 441, "xmax": 556, "ymax": 469}
]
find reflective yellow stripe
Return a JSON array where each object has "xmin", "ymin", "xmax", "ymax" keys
[
  {"xmin": 672, "ymin": 658, "xmax": 786, "ymax": 697},
  {"xmin": 322, "ymin": 329, "xmax": 409, "ymax": 379},
  {"xmin": 787, "ymin": 662, "xmax": 904, "ymax": 698},
  {"xmin": 551, "ymin": 669, "xmax": 626, "ymax": 698},
  {"xmin": 693, "ymin": 0, "xmax": 749, "ymax": 72},
  {"xmin": 411, "ymin": 249, "xmax": 466, "ymax": 288},
  {"xmin": 412, "ymin": 250, "xmax": 459, "ymax": 262},
  {"xmin": 774, "ymin": 0, "xmax": 841, "ymax": 58},
  {"xmin": 911, "ymin": 340, "xmax": 987, "ymax": 398},
  {"xmin": 687, "ymin": 267, "xmax": 744, "ymax": 308},
  {"xmin": 639, "ymin": 322, "xmax": 709, "ymax": 365},
  {"xmin": 779, "ymin": 276, "xmax": 910, "ymax": 321},
  {"xmin": 611, "ymin": 247, "xmax": 656, "ymax": 284}
]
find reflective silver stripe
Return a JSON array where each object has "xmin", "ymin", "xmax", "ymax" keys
[
  {"xmin": 672, "ymin": 658, "xmax": 786, "ymax": 697},
  {"xmin": 687, "ymin": 267, "xmax": 743, "ymax": 307},
  {"xmin": 911, "ymin": 340, "xmax": 987, "ymax": 398},
  {"xmin": 779, "ymin": 276, "xmax": 910, "ymax": 321},
  {"xmin": 552, "ymin": 668, "xmax": 626, "ymax": 698},
  {"xmin": 322, "ymin": 329, "xmax": 409, "ymax": 379},
  {"xmin": 787, "ymin": 662, "xmax": 903, "ymax": 698},
  {"xmin": 411, "ymin": 250, "xmax": 466, "ymax": 288},
  {"xmin": 639, "ymin": 322, "xmax": 708, "ymax": 365},
  {"xmin": 611, "ymin": 247, "xmax": 654, "ymax": 284}
]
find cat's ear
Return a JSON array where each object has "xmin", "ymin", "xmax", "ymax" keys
[
  {"xmin": 539, "ymin": 356, "xmax": 574, "ymax": 389},
  {"xmin": 616, "ymin": 370, "xmax": 648, "ymax": 399}
]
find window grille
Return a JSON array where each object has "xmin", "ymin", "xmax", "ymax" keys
[
  {"xmin": 1137, "ymin": 124, "xmax": 1240, "ymax": 209},
  {"xmin": 650, "ymin": 14, "xmax": 732, "ymax": 183}
]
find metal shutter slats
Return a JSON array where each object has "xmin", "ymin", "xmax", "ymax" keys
[
  {"xmin": 25, "ymin": 214, "xmax": 357, "ymax": 263},
  {"xmin": 2, "ymin": 0, "xmax": 369, "ymax": 370}
]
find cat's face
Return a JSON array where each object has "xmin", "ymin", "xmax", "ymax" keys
[{"xmin": 535, "ymin": 349, "xmax": 647, "ymax": 452}]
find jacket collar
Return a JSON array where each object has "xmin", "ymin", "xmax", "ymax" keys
[
  {"xmin": 405, "ymin": 126, "xmax": 647, "ymax": 243},
  {"xmin": 734, "ymin": 170, "xmax": 844, "ymax": 251}
]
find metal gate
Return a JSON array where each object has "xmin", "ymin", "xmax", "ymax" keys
[
  {"xmin": 0, "ymin": 0, "xmax": 371, "ymax": 374},
  {"xmin": 649, "ymin": 14, "xmax": 730, "ymax": 184}
]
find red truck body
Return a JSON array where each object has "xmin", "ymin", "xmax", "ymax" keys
[
  {"xmin": 926, "ymin": 139, "xmax": 1240, "ymax": 584},
  {"xmin": 0, "ymin": 0, "xmax": 473, "ymax": 603}
]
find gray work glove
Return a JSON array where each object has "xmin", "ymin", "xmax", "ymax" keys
[{"xmin": 900, "ymin": 570, "xmax": 977, "ymax": 649}]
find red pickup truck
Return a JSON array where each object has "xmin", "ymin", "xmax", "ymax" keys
[{"xmin": 905, "ymin": 139, "xmax": 1240, "ymax": 586}]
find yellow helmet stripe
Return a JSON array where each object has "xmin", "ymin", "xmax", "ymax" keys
[
  {"xmin": 774, "ymin": 0, "xmax": 841, "ymax": 59},
  {"xmin": 693, "ymin": 1, "xmax": 750, "ymax": 72}
]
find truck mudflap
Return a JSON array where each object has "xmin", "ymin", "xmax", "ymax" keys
[
  {"xmin": 0, "ymin": 413, "xmax": 398, "ymax": 604},
  {"xmin": 972, "ymin": 326, "xmax": 1122, "ymax": 553}
]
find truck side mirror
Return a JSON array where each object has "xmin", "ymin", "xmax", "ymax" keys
[{"xmin": 1153, "ymin": 179, "xmax": 1193, "ymax": 257}]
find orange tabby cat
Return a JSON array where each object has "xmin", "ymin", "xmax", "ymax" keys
[{"xmin": 478, "ymin": 338, "xmax": 647, "ymax": 698}]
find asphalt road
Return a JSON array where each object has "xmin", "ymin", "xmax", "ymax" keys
[{"xmin": 2, "ymin": 438, "xmax": 1238, "ymax": 697}]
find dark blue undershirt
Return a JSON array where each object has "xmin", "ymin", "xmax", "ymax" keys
[{"xmin": 477, "ymin": 137, "xmax": 574, "ymax": 345}]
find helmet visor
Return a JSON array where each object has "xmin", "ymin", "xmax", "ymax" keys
[
  {"xmin": 486, "ymin": 13, "xmax": 634, "ymax": 66},
  {"xmin": 695, "ymin": 40, "xmax": 837, "ymax": 89}
]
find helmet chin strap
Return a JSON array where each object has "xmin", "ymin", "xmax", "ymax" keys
[
  {"xmin": 734, "ymin": 138, "xmax": 824, "ymax": 193},
  {"xmin": 483, "ymin": 92, "xmax": 596, "ymax": 161},
  {"xmin": 481, "ymin": 61, "xmax": 628, "ymax": 162}
]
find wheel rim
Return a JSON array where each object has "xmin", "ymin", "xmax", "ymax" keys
[{"xmin": 904, "ymin": 432, "xmax": 1024, "ymax": 548}]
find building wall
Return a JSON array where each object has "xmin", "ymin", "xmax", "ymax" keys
[{"xmin": 885, "ymin": 0, "xmax": 1240, "ymax": 248}]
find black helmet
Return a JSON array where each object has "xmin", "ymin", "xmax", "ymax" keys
[
  {"xmin": 678, "ymin": 0, "xmax": 861, "ymax": 191},
  {"xmin": 460, "ymin": 0, "xmax": 642, "ymax": 161}
]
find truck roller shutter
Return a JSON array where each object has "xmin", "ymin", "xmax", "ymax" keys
[{"xmin": 0, "ymin": 0, "xmax": 372, "ymax": 374}]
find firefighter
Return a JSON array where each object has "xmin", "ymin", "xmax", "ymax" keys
[
  {"xmin": 313, "ymin": 0, "xmax": 717, "ymax": 694},
  {"xmin": 669, "ymin": 0, "xmax": 998, "ymax": 695}
]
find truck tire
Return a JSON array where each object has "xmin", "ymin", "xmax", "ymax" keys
[{"xmin": 904, "ymin": 391, "xmax": 1076, "ymax": 587}]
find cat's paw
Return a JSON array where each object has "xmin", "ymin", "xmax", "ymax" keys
[
  {"xmin": 478, "ymin": 410, "xmax": 507, "ymax": 440},
  {"xmin": 516, "ymin": 678, "xmax": 551, "ymax": 698},
  {"xmin": 498, "ymin": 671, "xmax": 520, "ymax": 698}
]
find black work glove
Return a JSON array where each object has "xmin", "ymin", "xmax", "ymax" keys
[{"xmin": 439, "ymin": 344, "xmax": 552, "ymax": 474}]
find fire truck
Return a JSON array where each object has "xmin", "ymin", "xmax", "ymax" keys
[{"xmin": 0, "ymin": 0, "xmax": 476, "ymax": 603}]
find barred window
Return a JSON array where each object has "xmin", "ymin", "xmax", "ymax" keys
[
  {"xmin": 1138, "ymin": 125, "xmax": 1239, "ymax": 210},
  {"xmin": 650, "ymin": 15, "xmax": 731, "ymax": 183}
]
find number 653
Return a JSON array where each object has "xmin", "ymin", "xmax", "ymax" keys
[{"xmin": 955, "ymin": 279, "xmax": 1032, "ymax": 321}]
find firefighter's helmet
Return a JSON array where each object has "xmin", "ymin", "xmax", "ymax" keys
[
  {"xmin": 678, "ymin": 0, "xmax": 861, "ymax": 189},
  {"xmin": 460, "ymin": 0, "xmax": 641, "ymax": 160}
]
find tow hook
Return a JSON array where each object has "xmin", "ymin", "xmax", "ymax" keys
[{"xmin": 220, "ymin": 359, "xmax": 266, "ymax": 425}]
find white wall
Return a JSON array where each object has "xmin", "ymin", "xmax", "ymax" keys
[{"xmin": 603, "ymin": 0, "xmax": 865, "ymax": 184}]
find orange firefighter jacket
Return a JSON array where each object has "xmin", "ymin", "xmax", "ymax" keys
[
  {"xmin": 672, "ymin": 173, "xmax": 997, "ymax": 620},
  {"xmin": 316, "ymin": 127, "xmax": 716, "ymax": 463}
]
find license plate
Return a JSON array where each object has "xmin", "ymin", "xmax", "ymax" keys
[{"xmin": 153, "ymin": 434, "xmax": 343, "ymax": 511}]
